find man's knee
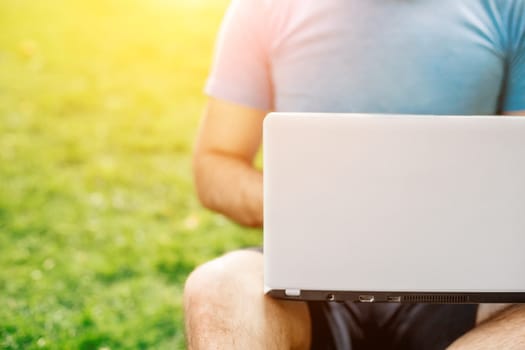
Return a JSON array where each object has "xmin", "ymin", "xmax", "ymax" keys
[
  {"xmin": 183, "ymin": 250, "xmax": 311, "ymax": 349},
  {"xmin": 184, "ymin": 250, "xmax": 263, "ymax": 309}
]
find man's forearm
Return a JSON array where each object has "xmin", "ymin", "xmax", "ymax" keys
[
  {"xmin": 194, "ymin": 152, "xmax": 263, "ymax": 227},
  {"xmin": 448, "ymin": 305, "xmax": 525, "ymax": 349}
]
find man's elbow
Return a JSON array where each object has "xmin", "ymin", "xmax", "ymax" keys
[
  {"xmin": 195, "ymin": 185, "xmax": 216, "ymax": 213},
  {"xmin": 192, "ymin": 153, "xmax": 215, "ymax": 211},
  {"xmin": 194, "ymin": 180, "xmax": 213, "ymax": 210}
]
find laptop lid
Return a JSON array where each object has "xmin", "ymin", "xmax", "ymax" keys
[{"xmin": 263, "ymin": 113, "xmax": 525, "ymax": 303}]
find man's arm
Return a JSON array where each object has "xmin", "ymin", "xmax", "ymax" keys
[
  {"xmin": 503, "ymin": 111, "xmax": 525, "ymax": 116},
  {"xmin": 193, "ymin": 97, "xmax": 267, "ymax": 227}
]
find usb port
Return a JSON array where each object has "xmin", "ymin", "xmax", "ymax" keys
[
  {"xmin": 359, "ymin": 295, "xmax": 375, "ymax": 303},
  {"xmin": 387, "ymin": 296, "xmax": 401, "ymax": 302}
]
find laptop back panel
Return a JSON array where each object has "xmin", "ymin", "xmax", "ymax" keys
[{"xmin": 263, "ymin": 113, "xmax": 525, "ymax": 303}]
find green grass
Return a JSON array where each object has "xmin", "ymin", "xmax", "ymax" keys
[{"xmin": 0, "ymin": 1, "xmax": 262, "ymax": 348}]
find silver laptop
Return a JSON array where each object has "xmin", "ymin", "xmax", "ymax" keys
[{"xmin": 263, "ymin": 113, "xmax": 525, "ymax": 303}]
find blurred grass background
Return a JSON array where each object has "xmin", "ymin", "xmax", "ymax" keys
[{"xmin": 0, "ymin": 0, "xmax": 262, "ymax": 348}]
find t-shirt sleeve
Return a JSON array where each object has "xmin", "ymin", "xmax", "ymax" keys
[
  {"xmin": 501, "ymin": 3, "xmax": 525, "ymax": 112},
  {"xmin": 205, "ymin": 0, "xmax": 273, "ymax": 111}
]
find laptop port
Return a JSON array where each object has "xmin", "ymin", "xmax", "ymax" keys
[
  {"xmin": 387, "ymin": 296, "xmax": 401, "ymax": 302},
  {"xmin": 359, "ymin": 295, "xmax": 375, "ymax": 303},
  {"xmin": 326, "ymin": 293, "xmax": 335, "ymax": 301}
]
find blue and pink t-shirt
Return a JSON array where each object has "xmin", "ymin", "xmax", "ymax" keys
[{"xmin": 206, "ymin": 0, "xmax": 525, "ymax": 115}]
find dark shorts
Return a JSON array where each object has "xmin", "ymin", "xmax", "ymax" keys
[
  {"xmin": 248, "ymin": 247, "xmax": 478, "ymax": 350},
  {"xmin": 308, "ymin": 300, "xmax": 477, "ymax": 350}
]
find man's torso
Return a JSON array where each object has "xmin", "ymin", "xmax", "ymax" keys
[{"xmin": 263, "ymin": 0, "xmax": 524, "ymax": 114}]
